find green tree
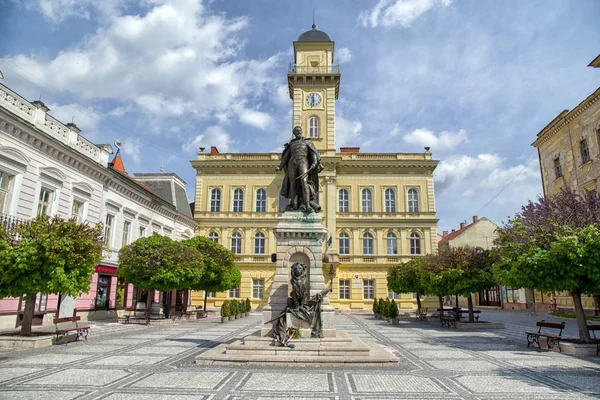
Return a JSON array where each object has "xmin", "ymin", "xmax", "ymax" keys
[
  {"xmin": 245, "ymin": 298, "xmax": 251, "ymax": 313},
  {"xmin": 118, "ymin": 234, "xmax": 203, "ymax": 314},
  {"xmin": 372, "ymin": 298, "xmax": 379, "ymax": 315},
  {"xmin": 388, "ymin": 258, "xmax": 428, "ymax": 314},
  {"xmin": 182, "ymin": 236, "xmax": 241, "ymax": 311},
  {"xmin": 0, "ymin": 216, "xmax": 103, "ymax": 335}
]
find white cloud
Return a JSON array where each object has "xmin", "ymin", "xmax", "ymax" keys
[
  {"xmin": 359, "ymin": 0, "xmax": 454, "ymax": 28},
  {"xmin": 182, "ymin": 125, "xmax": 234, "ymax": 153},
  {"xmin": 434, "ymin": 153, "xmax": 502, "ymax": 191},
  {"xmin": 337, "ymin": 47, "xmax": 353, "ymax": 64},
  {"xmin": 26, "ymin": 0, "xmax": 130, "ymax": 23},
  {"xmin": 274, "ymin": 85, "xmax": 291, "ymax": 108},
  {"xmin": 239, "ymin": 108, "xmax": 273, "ymax": 130},
  {"xmin": 121, "ymin": 138, "xmax": 143, "ymax": 166},
  {"xmin": 336, "ymin": 116, "xmax": 364, "ymax": 148},
  {"xmin": 402, "ymin": 128, "xmax": 467, "ymax": 152},
  {"xmin": 481, "ymin": 159, "xmax": 540, "ymax": 189},
  {"xmin": 46, "ymin": 103, "xmax": 101, "ymax": 140}
]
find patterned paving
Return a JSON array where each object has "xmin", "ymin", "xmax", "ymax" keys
[{"xmin": 0, "ymin": 311, "xmax": 599, "ymax": 399}]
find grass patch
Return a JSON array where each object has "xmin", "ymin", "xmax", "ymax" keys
[{"xmin": 549, "ymin": 311, "xmax": 600, "ymax": 321}]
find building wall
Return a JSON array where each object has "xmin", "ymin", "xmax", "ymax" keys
[{"xmin": 446, "ymin": 218, "xmax": 498, "ymax": 249}]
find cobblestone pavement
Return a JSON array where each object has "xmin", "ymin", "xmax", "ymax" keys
[{"xmin": 0, "ymin": 310, "xmax": 599, "ymax": 399}]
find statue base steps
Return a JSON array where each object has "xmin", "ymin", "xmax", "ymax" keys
[{"xmin": 195, "ymin": 330, "xmax": 399, "ymax": 366}]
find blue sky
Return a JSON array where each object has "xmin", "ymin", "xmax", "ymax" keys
[{"xmin": 1, "ymin": 0, "xmax": 599, "ymax": 232}]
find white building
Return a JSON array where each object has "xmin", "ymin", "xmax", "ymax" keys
[{"xmin": 0, "ymin": 82, "xmax": 196, "ymax": 328}]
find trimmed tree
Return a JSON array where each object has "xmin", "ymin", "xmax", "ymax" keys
[
  {"xmin": 0, "ymin": 216, "xmax": 103, "ymax": 335},
  {"xmin": 182, "ymin": 236, "xmax": 241, "ymax": 311},
  {"xmin": 494, "ymin": 188, "xmax": 600, "ymax": 342},
  {"xmin": 388, "ymin": 258, "xmax": 428, "ymax": 314}
]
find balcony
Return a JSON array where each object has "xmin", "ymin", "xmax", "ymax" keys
[
  {"xmin": 288, "ymin": 64, "xmax": 340, "ymax": 75},
  {"xmin": 0, "ymin": 213, "xmax": 29, "ymax": 236}
]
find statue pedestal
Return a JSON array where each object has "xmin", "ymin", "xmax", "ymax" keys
[
  {"xmin": 261, "ymin": 212, "xmax": 336, "ymax": 338},
  {"xmin": 287, "ymin": 313, "xmax": 311, "ymax": 338}
]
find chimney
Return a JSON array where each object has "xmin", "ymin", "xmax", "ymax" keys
[
  {"xmin": 460, "ymin": 222, "xmax": 465, "ymax": 229},
  {"xmin": 210, "ymin": 146, "xmax": 219, "ymax": 154},
  {"xmin": 451, "ymin": 229, "xmax": 455, "ymax": 233},
  {"xmin": 340, "ymin": 147, "xmax": 360, "ymax": 153},
  {"xmin": 442, "ymin": 231, "xmax": 448, "ymax": 237},
  {"xmin": 472, "ymin": 215, "xmax": 478, "ymax": 223},
  {"xmin": 32, "ymin": 100, "xmax": 50, "ymax": 112}
]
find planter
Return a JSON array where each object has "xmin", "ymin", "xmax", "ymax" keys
[
  {"xmin": 229, "ymin": 316, "xmax": 235, "ymax": 321},
  {"xmin": 245, "ymin": 312, "xmax": 249, "ymax": 317},
  {"xmin": 234, "ymin": 314, "xmax": 239, "ymax": 320},
  {"xmin": 221, "ymin": 317, "xmax": 227, "ymax": 323}
]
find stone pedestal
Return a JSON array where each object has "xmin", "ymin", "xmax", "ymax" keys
[{"xmin": 261, "ymin": 212, "xmax": 335, "ymax": 337}]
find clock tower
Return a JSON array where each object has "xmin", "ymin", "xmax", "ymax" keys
[{"xmin": 288, "ymin": 24, "xmax": 340, "ymax": 157}]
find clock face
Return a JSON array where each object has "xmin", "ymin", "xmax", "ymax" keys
[{"xmin": 306, "ymin": 92, "xmax": 322, "ymax": 107}]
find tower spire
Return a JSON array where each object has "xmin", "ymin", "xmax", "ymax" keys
[{"xmin": 312, "ymin": 10, "xmax": 316, "ymax": 29}]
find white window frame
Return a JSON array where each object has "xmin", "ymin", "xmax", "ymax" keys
[
  {"xmin": 363, "ymin": 280, "xmax": 374, "ymax": 300},
  {"xmin": 362, "ymin": 232, "xmax": 374, "ymax": 255},
  {"xmin": 0, "ymin": 150, "xmax": 27, "ymax": 216},
  {"xmin": 0, "ymin": 171, "xmax": 15, "ymax": 215},
  {"xmin": 388, "ymin": 290, "xmax": 399, "ymax": 299},
  {"xmin": 339, "ymin": 232, "xmax": 350, "ymax": 255},
  {"xmin": 231, "ymin": 232, "xmax": 242, "ymax": 254},
  {"xmin": 410, "ymin": 232, "xmax": 421, "ymax": 255},
  {"xmin": 208, "ymin": 231, "xmax": 219, "ymax": 242},
  {"xmin": 229, "ymin": 287, "xmax": 240, "ymax": 298},
  {"xmin": 338, "ymin": 188, "xmax": 349, "ymax": 212},
  {"xmin": 104, "ymin": 213, "xmax": 115, "ymax": 247},
  {"xmin": 36, "ymin": 186, "xmax": 55, "ymax": 217},
  {"xmin": 138, "ymin": 225, "xmax": 146, "ymax": 239},
  {"xmin": 254, "ymin": 232, "xmax": 265, "ymax": 254},
  {"xmin": 252, "ymin": 279, "xmax": 265, "ymax": 299},
  {"xmin": 386, "ymin": 232, "xmax": 398, "ymax": 255},
  {"xmin": 233, "ymin": 188, "xmax": 244, "ymax": 213},
  {"xmin": 384, "ymin": 188, "xmax": 396, "ymax": 213},
  {"xmin": 361, "ymin": 188, "xmax": 373, "ymax": 213},
  {"xmin": 339, "ymin": 279, "xmax": 350, "ymax": 300},
  {"xmin": 210, "ymin": 188, "xmax": 221, "ymax": 212},
  {"xmin": 255, "ymin": 188, "xmax": 267, "ymax": 212},
  {"xmin": 122, "ymin": 219, "xmax": 132, "ymax": 246},
  {"xmin": 308, "ymin": 116, "xmax": 320, "ymax": 138},
  {"xmin": 407, "ymin": 188, "xmax": 419, "ymax": 213}
]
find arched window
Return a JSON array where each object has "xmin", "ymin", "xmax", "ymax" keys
[
  {"xmin": 308, "ymin": 116, "xmax": 319, "ymax": 138},
  {"xmin": 233, "ymin": 188, "xmax": 244, "ymax": 212},
  {"xmin": 386, "ymin": 232, "xmax": 398, "ymax": 255},
  {"xmin": 408, "ymin": 188, "xmax": 419, "ymax": 213},
  {"xmin": 210, "ymin": 188, "xmax": 221, "ymax": 212},
  {"xmin": 361, "ymin": 189, "xmax": 373, "ymax": 212},
  {"xmin": 338, "ymin": 189, "xmax": 349, "ymax": 212},
  {"xmin": 256, "ymin": 188, "xmax": 267, "ymax": 212},
  {"xmin": 362, "ymin": 232, "xmax": 374, "ymax": 255},
  {"xmin": 231, "ymin": 232, "xmax": 242, "ymax": 254},
  {"xmin": 339, "ymin": 232, "xmax": 350, "ymax": 255},
  {"xmin": 208, "ymin": 232, "xmax": 219, "ymax": 243},
  {"xmin": 385, "ymin": 188, "xmax": 396, "ymax": 213},
  {"xmin": 254, "ymin": 232, "xmax": 265, "ymax": 254},
  {"xmin": 410, "ymin": 232, "xmax": 421, "ymax": 255}
]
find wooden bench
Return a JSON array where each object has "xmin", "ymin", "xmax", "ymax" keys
[
  {"xmin": 456, "ymin": 310, "xmax": 481, "ymax": 321},
  {"xmin": 53, "ymin": 316, "xmax": 89, "ymax": 342},
  {"xmin": 526, "ymin": 320, "xmax": 565, "ymax": 352},
  {"xmin": 587, "ymin": 323, "xmax": 600, "ymax": 356}
]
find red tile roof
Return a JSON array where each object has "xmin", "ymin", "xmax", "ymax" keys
[
  {"xmin": 438, "ymin": 221, "xmax": 477, "ymax": 244},
  {"xmin": 109, "ymin": 149, "xmax": 126, "ymax": 173}
]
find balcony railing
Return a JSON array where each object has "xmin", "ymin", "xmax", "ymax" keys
[
  {"xmin": 288, "ymin": 64, "xmax": 340, "ymax": 74},
  {"xmin": 0, "ymin": 213, "xmax": 29, "ymax": 235}
]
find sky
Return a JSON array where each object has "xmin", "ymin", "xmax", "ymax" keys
[{"xmin": 1, "ymin": 0, "xmax": 599, "ymax": 232}]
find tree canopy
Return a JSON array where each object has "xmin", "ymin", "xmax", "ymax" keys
[
  {"xmin": 0, "ymin": 216, "xmax": 104, "ymax": 334},
  {"xmin": 117, "ymin": 234, "xmax": 204, "ymax": 292},
  {"xmin": 182, "ymin": 236, "xmax": 241, "ymax": 310}
]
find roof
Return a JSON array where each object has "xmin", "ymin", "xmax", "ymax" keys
[
  {"xmin": 439, "ymin": 221, "xmax": 477, "ymax": 245},
  {"xmin": 589, "ymin": 54, "xmax": 600, "ymax": 68},
  {"xmin": 297, "ymin": 25, "xmax": 331, "ymax": 42},
  {"xmin": 133, "ymin": 173, "xmax": 193, "ymax": 218},
  {"xmin": 109, "ymin": 149, "xmax": 126, "ymax": 173}
]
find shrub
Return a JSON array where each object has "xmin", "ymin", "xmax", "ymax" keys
[
  {"xmin": 245, "ymin": 298, "xmax": 251, "ymax": 313},
  {"xmin": 390, "ymin": 299, "xmax": 399, "ymax": 319},
  {"xmin": 239, "ymin": 300, "xmax": 245, "ymax": 314},
  {"xmin": 230, "ymin": 299, "xmax": 238, "ymax": 316},
  {"xmin": 378, "ymin": 298, "xmax": 385, "ymax": 315},
  {"xmin": 221, "ymin": 300, "xmax": 230, "ymax": 317},
  {"xmin": 373, "ymin": 298, "xmax": 379, "ymax": 315},
  {"xmin": 383, "ymin": 298, "xmax": 391, "ymax": 318}
]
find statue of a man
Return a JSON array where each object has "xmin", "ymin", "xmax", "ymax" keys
[{"xmin": 276, "ymin": 126, "xmax": 323, "ymax": 212}]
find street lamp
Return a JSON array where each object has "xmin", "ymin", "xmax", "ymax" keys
[
  {"xmin": 328, "ymin": 265, "xmax": 335, "ymax": 288},
  {"xmin": 323, "ymin": 253, "xmax": 339, "ymax": 291}
]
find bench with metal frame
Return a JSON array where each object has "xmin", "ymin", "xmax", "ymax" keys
[
  {"xmin": 526, "ymin": 320, "xmax": 565, "ymax": 352},
  {"xmin": 53, "ymin": 316, "xmax": 89, "ymax": 342},
  {"xmin": 416, "ymin": 307, "xmax": 428, "ymax": 321},
  {"xmin": 587, "ymin": 322, "xmax": 600, "ymax": 356}
]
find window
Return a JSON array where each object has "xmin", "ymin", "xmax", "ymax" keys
[
  {"xmin": 208, "ymin": 231, "xmax": 219, "ymax": 242},
  {"xmin": 410, "ymin": 232, "xmax": 421, "ymax": 255},
  {"xmin": 362, "ymin": 232, "xmax": 374, "ymax": 255},
  {"xmin": 254, "ymin": 232, "xmax": 265, "ymax": 254},
  {"xmin": 20, "ymin": 293, "xmax": 48, "ymax": 312},
  {"xmin": 206, "ymin": 291, "xmax": 215, "ymax": 298},
  {"xmin": 384, "ymin": 188, "xmax": 396, "ymax": 212},
  {"xmin": 71, "ymin": 199, "xmax": 84, "ymax": 223},
  {"xmin": 231, "ymin": 232, "xmax": 242, "ymax": 254},
  {"xmin": 338, "ymin": 189, "xmax": 349, "ymax": 212},
  {"xmin": 388, "ymin": 290, "xmax": 399, "ymax": 300},
  {"xmin": 122, "ymin": 220, "xmax": 131, "ymax": 246},
  {"xmin": 339, "ymin": 232, "xmax": 350, "ymax": 255},
  {"xmin": 138, "ymin": 225, "xmax": 146, "ymax": 238},
  {"xmin": 104, "ymin": 214, "xmax": 114, "ymax": 247},
  {"xmin": 37, "ymin": 187, "xmax": 53, "ymax": 216},
  {"xmin": 580, "ymin": 139, "xmax": 591, "ymax": 163},
  {"xmin": 116, "ymin": 278, "xmax": 127, "ymax": 307},
  {"xmin": 408, "ymin": 188, "xmax": 419, "ymax": 213},
  {"xmin": 0, "ymin": 171, "xmax": 14, "ymax": 213},
  {"xmin": 553, "ymin": 157, "xmax": 562, "ymax": 179},
  {"xmin": 308, "ymin": 116, "xmax": 319, "ymax": 138},
  {"xmin": 229, "ymin": 287, "xmax": 240, "ymax": 298},
  {"xmin": 386, "ymin": 232, "xmax": 398, "ymax": 255},
  {"xmin": 252, "ymin": 279, "xmax": 264, "ymax": 299},
  {"xmin": 233, "ymin": 188, "xmax": 244, "ymax": 212},
  {"xmin": 96, "ymin": 275, "xmax": 111, "ymax": 309},
  {"xmin": 339, "ymin": 279, "xmax": 350, "ymax": 300},
  {"xmin": 256, "ymin": 188, "xmax": 267, "ymax": 212},
  {"xmin": 363, "ymin": 280, "xmax": 374, "ymax": 299},
  {"xmin": 361, "ymin": 188, "xmax": 372, "ymax": 212},
  {"xmin": 210, "ymin": 188, "xmax": 221, "ymax": 212}
]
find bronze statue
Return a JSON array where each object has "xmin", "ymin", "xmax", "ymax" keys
[
  {"xmin": 266, "ymin": 261, "xmax": 331, "ymax": 347},
  {"xmin": 276, "ymin": 126, "xmax": 323, "ymax": 212}
]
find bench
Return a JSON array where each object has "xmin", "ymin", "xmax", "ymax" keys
[
  {"xmin": 123, "ymin": 308, "xmax": 150, "ymax": 324},
  {"xmin": 441, "ymin": 314, "xmax": 457, "ymax": 328},
  {"xmin": 526, "ymin": 320, "xmax": 565, "ymax": 352},
  {"xmin": 456, "ymin": 310, "xmax": 481, "ymax": 321},
  {"xmin": 53, "ymin": 316, "xmax": 89, "ymax": 342},
  {"xmin": 587, "ymin": 323, "xmax": 600, "ymax": 356},
  {"xmin": 416, "ymin": 307, "xmax": 428, "ymax": 321}
]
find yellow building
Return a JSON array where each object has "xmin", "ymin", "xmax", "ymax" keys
[
  {"xmin": 190, "ymin": 25, "xmax": 439, "ymax": 311},
  {"xmin": 531, "ymin": 55, "xmax": 600, "ymax": 313}
]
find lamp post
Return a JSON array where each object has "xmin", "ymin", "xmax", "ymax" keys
[
  {"xmin": 323, "ymin": 253, "xmax": 339, "ymax": 291},
  {"xmin": 328, "ymin": 265, "xmax": 335, "ymax": 289}
]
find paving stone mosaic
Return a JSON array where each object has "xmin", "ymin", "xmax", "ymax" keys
[{"xmin": 0, "ymin": 311, "xmax": 598, "ymax": 400}]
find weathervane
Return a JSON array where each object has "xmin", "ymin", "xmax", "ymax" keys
[{"xmin": 114, "ymin": 140, "xmax": 122, "ymax": 149}]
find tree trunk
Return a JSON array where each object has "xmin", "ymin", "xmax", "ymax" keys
[
  {"xmin": 416, "ymin": 293, "xmax": 422, "ymax": 314},
  {"xmin": 438, "ymin": 296, "xmax": 444, "ymax": 321},
  {"xmin": 467, "ymin": 294, "xmax": 474, "ymax": 323},
  {"xmin": 593, "ymin": 295, "xmax": 600, "ymax": 317},
  {"xmin": 455, "ymin": 294, "xmax": 460, "ymax": 320},
  {"xmin": 572, "ymin": 288, "xmax": 591, "ymax": 342},
  {"xmin": 182, "ymin": 289, "xmax": 188, "ymax": 314},
  {"xmin": 21, "ymin": 293, "xmax": 37, "ymax": 336},
  {"xmin": 203, "ymin": 291, "xmax": 208, "ymax": 312}
]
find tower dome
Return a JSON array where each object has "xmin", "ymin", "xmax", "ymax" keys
[{"xmin": 297, "ymin": 24, "xmax": 331, "ymax": 42}]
